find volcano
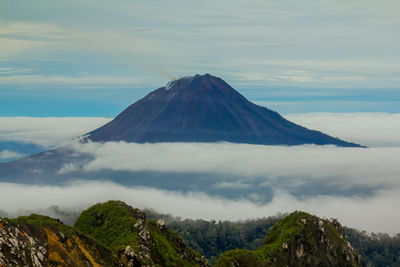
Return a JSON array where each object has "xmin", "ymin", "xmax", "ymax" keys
[{"xmin": 88, "ymin": 74, "xmax": 359, "ymax": 147}]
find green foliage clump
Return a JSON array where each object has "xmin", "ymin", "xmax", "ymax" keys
[
  {"xmin": 215, "ymin": 249, "xmax": 267, "ymax": 267},
  {"xmin": 263, "ymin": 211, "xmax": 312, "ymax": 250},
  {"xmin": 147, "ymin": 220, "xmax": 203, "ymax": 267},
  {"xmin": 146, "ymin": 209, "xmax": 281, "ymax": 265},
  {"xmin": 345, "ymin": 228, "xmax": 400, "ymax": 267},
  {"xmin": 74, "ymin": 200, "xmax": 139, "ymax": 253},
  {"xmin": 149, "ymin": 208, "xmax": 400, "ymax": 266},
  {"xmin": 215, "ymin": 211, "xmax": 362, "ymax": 267}
]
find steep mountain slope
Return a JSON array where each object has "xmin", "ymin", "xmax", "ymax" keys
[
  {"xmin": 1, "ymin": 203, "xmax": 365, "ymax": 267},
  {"xmin": 0, "ymin": 201, "xmax": 208, "ymax": 267},
  {"xmin": 89, "ymin": 74, "xmax": 360, "ymax": 147},
  {"xmin": 215, "ymin": 211, "xmax": 362, "ymax": 267},
  {"xmin": 0, "ymin": 215, "xmax": 117, "ymax": 266},
  {"xmin": 74, "ymin": 201, "xmax": 209, "ymax": 267}
]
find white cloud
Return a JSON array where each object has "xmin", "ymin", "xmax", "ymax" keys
[
  {"xmin": 0, "ymin": 74, "xmax": 142, "ymax": 86},
  {"xmin": 0, "ymin": 117, "xmax": 111, "ymax": 147},
  {"xmin": 286, "ymin": 113, "xmax": 400, "ymax": 147},
  {"xmin": 64, "ymin": 141, "xmax": 400, "ymax": 191},
  {"xmin": 0, "ymin": 180, "xmax": 399, "ymax": 234},
  {"xmin": 1, "ymin": 0, "xmax": 400, "ymax": 88},
  {"xmin": 1, "ymin": 113, "xmax": 398, "ymax": 148},
  {"xmin": 1, "ymin": 113, "xmax": 399, "ymax": 235},
  {"xmin": 213, "ymin": 180, "xmax": 251, "ymax": 189},
  {"xmin": 0, "ymin": 150, "xmax": 26, "ymax": 160},
  {"xmin": 0, "ymin": 22, "xmax": 63, "ymax": 59}
]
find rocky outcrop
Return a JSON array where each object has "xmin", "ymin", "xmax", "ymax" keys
[
  {"xmin": 215, "ymin": 211, "xmax": 363, "ymax": 267},
  {"xmin": 0, "ymin": 215, "xmax": 117, "ymax": 267},
  {"xmin": 74, "ymin": 200, "xmax": 209, "ymax": 267},
  {"xmin": 0, "ymin": 217, "xmax": 47, "ymax": 267},
  {"xmin": 1, "ymin": 201, "xmax": 208, "ymax": 267},
  {"xmin": 1, "ymin": 204, "xmax": 363, "ymax": 267}
]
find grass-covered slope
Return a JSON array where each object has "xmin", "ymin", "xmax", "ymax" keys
[
  {"xmin": 215, "ymin": 211, "xmax": 362, "ymax": 267},
  {"xmin": 74, "ymin": 200, "xmax": 209, "ymax": 267}
]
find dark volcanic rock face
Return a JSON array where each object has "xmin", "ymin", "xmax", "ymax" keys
[{"xmin": 89, "ymin": 74, "xmax": 360, "ymax": 147}]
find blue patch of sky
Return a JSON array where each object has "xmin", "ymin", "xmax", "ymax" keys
[
  {"xmin": 2, "ymin": 85, "xmax": 400, "ymax": 117},
  {"xmin": 1, "ymin": 0, "xmax": 399, "ymax": 116}
]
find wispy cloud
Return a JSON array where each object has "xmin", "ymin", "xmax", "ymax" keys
[
  {"xmin": 0, "ymin": 117, "xmax": 111, "ymax": 147},
  {"xmin": 286, "ymin": 113, "xmax": 400, "ymax": 147},
  {"xmin": 1, "ymin": 113, "xmax": 399, "ymax": 147},
  {"xmin": 0, "ymin": 74, "xmax": 142, "ymax": 86},
  {"xmin": 0, "ymin": 180, "xmax": 399, "ymax": 234},
  {"xmin": 0, "ymin": 149, "xmax": 26, "ymax": 160},
  {"xmin": 0, "ymin": 113, "xmax": 400, "ymax": 233},
  {"xmin": 64, "ymin": 141, "xmax": 400, "ymax": 191},
  {"xmin": 0, "ymin": 0, "xmax": 399, "ymax": 89}
]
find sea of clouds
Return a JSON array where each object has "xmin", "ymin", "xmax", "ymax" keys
[{"xmin": 1, "ymin": 113, "xmax": 400, "ymax": 233}]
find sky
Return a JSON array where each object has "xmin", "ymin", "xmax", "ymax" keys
[
  {"xmin": 1, "ymin": 1, "xmax": 400, "ymax": 234},
  {"xmin": 1, "ymin": 0, "xmax": 400, "ymax": 116}
]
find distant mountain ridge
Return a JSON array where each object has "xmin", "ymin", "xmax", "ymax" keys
[{"xmin": 88, "ymin": 74, "xmax": 361, "ymax": 147}]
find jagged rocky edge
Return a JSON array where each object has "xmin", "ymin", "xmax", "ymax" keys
[
  {"xmin": 215, "ymin": 211, "xmax": 363, "ymax": 267},
  {"xmin": 0, "ymin": 215, "xmax": 118, "ymax": 267},
  {"xmin": 74, "ymin": 200, "xmax": 209, "ymax": 267}
]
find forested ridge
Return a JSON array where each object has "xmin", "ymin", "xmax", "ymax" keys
[{"xmin": 146, "ymin": 210, "xmax": 400, "ymax": 266}]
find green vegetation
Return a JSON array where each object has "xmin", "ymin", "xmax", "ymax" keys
[
  {"xmin": 345, "ymin": 228, "xmax": 400, "ymax": 267},
  {"xmin": 147, "ymin": 220, "xmax": 204, "ymax": 267},
  {"xmin": 149, "ymin": 209, "xmax": 400, "ymax": 266},
  {"xmin": 5, "ymin": 213, "xmax": 73, "ymax": 237},
  {"xmin": 214, "ymin": 211, "xmax": 362, "ymax": 267},
  {"xmin": 74, "ymin": 200, "xmax": 208, "ymax": 266},
  {"xmin": 3, "ymin": 212, "xmax": 119, "ymax": 266},
  {"xmin": 74, "ymin": 200, "xmax": 139, "ymax": 253},
  {"xmin": 215, "ymin": 249, "xmax": 267, "ymax": 267},
  {"xmin": 146, "ymin": 209, "xmax": 281, "ymax": 264},
  {"xmin": 5, "ymin": 202, "xmax": 400, "ymax": 266}
]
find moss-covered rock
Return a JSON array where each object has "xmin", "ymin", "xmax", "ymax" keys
[
  {"xmin": 215, "ymin": 211, "xmax": 363, "ymax": 267},
  {"xmin": 74, "ymin": 200, "xmax": 209, "ymax": 267},
  {"xmin": 1, "ymin": 201, "xmax": 208, "ymax": 267}
]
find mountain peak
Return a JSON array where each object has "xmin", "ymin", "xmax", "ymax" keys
[
  {"xmin": 216, "ymin": 211, "xmax": 363, "ymax": 266},
  {"xmin": 163, "ymin": 73, "xmax": 220, "ymax": 91},
  {"xmin": 88, "ymin": 74, "xmax": 361, "ymax": 147}
]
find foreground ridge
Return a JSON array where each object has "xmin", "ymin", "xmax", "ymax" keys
[
  {"xmin": 0, "ymin": 201, "xmax": 208, "ymax": 267},
  {"xmin": 215, "ymin": 211, "xmax": 362, "ymax": 267},
  {"xmin": 0, "ymin": 202, "xmax": 362, "ymax": 266}
]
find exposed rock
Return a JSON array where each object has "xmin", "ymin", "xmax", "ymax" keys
[
  {"xmin": 74, "ymin": 200, "xmax": 209, "ymax": 267},
  {"xmin": 156, "ymin": 219, "xmax": 165, "ymax": 231},
  {"xmin": 0, "ymin": 217, "xmax": 47, "ymax": 267},
  {"xmin": 296, "ymin": 243, "xmax": 305, "ymax": 258},
  {"xmin": 139, "ymin": 229, "xmax": 150, "ymax": 242},
  {"xmin": 133, "ymin": 219, "xmax": 145, "ymax": 231},
  {"xmin": 215, "ymin": 211, "xmax": 363, "ymax": 267},
  {"xmin": 0, "ymin": 215, "xmax": 117, "ymax": 266}
]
